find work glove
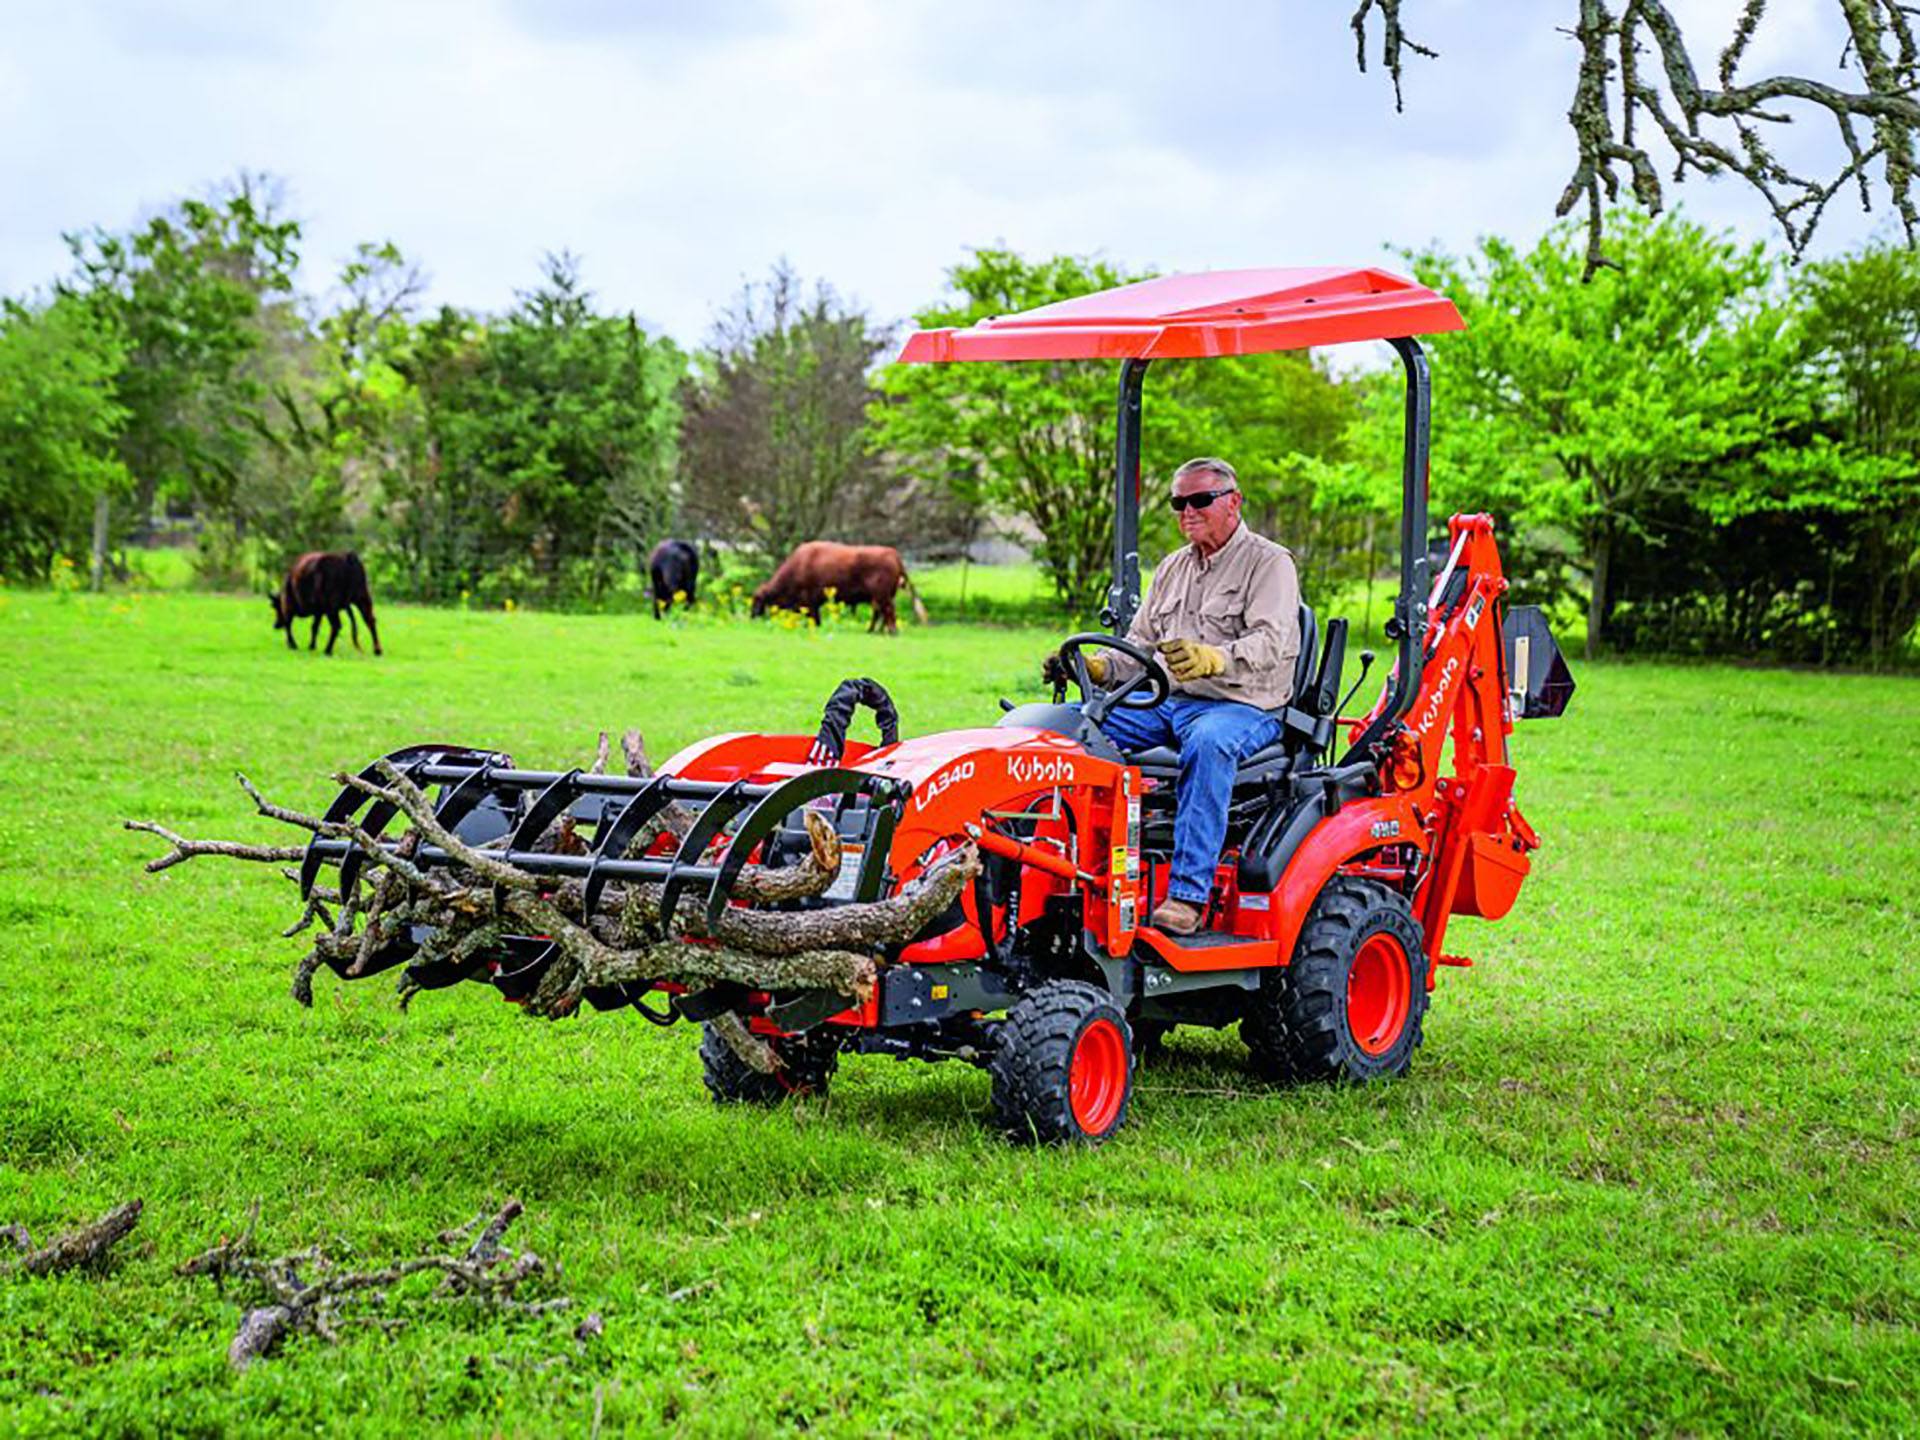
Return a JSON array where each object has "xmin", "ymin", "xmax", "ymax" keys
[
  {"xmin": 1158, "ymin": 638, "xmax": 1226, "ymax": 683},
  {"xmin": 1041, "ymin": 648, "xmax": 1109, "ymax": 689}
]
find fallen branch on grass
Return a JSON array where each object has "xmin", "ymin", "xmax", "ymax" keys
[
  {"xmin": 178, "ymin": 1198, "xmax": 570, "ymax": 1369},
  {"xmin": 0, "ymin": 1200, "xmax": 143, "ymax": 1277}
]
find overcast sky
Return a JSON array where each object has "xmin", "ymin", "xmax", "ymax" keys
[{"xmin": 2, "ymin": 0, "xmax": 1899, "ymax": 347}]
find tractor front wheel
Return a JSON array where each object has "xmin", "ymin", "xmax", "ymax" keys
[
  {"xmin": 991, "ymin": 981, "xmax": 1134, "ymax": 1144},
  {"xmin": 699, "ymin": 1024, "xmax": 840, "ymax": 1104},
  {"xmin": 1243, "ymin": 877, "xmax": 1428, "ymax": 1084}
]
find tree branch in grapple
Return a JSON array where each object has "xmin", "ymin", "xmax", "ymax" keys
[{"xmin": 124, "ymin": 730, "xmax": 981, "ymax": 1034}]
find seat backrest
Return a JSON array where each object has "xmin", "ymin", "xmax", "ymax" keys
[{"xmin": 1290, "ymin": 604, "xmax": 1318, "ymax": 710}]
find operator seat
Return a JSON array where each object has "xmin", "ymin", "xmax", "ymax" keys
[{"xmin": 1121, "ymin": 604, "xmax": 1339, "ymax": 782}]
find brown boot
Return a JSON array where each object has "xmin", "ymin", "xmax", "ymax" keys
[{"xmin": 1150, "ymin": 897, "xmax": 1204, "ymax": 936}]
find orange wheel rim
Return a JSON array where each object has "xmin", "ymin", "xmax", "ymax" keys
[
  {"xmin": 1347, "ymin": 933, "xmax": 1411, "ymax": 1056},
  {"xmin": 1069, "ymin": 1018, "xmax": 1127, "ymax": 1133}
]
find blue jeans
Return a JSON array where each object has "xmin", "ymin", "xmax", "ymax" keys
[{"xmin": 1078, "ymin": 697, "xmax": 1283, "ymax": 903}]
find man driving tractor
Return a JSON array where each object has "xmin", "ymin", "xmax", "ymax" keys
[{"xmin": 1047, "ymin": 457, "xmax": 1301, "ymax": 936}]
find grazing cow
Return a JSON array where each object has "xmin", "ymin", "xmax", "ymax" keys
[
  {"xmin": 751, "ymin": 541, "xmax": 928, "ymax": 634},
  {"xmin": 649, "ymin": 539, "xmax": 700, "ymax": 618},
  {"xmin": 270, "ymin": 551, "xmax": 382, "ymax": 656}
]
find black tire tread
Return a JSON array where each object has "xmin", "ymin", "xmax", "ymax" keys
[
  {"xmin": 699, "ymin": 1023, "xmax": 840, "ymax": 1105},
  {"xmin": 1243, "ymin": 876, "xmax": 1428, "ymax": 1084},
  {"xmin": 990, "ymin": 980, "xmax": 1133, "ymax": 1144}
]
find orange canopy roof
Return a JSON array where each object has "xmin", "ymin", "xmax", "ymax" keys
[{"xmin": 897, "ymin": 266, "xmax": 1462, "ymax": 363}]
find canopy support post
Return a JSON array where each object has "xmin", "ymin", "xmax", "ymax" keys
[
  {"xmin": 1344, "ymin": 336, "xmax": 1432, "ymax": 762},
  {"xmin": 1104, "ymin": 358, "xmax": 1150, "ymax": 632}
]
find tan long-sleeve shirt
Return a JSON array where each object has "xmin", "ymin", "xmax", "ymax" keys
[{"xmin": 1112, "ymin": 522, "xmax": 1302, "ymax": 710}]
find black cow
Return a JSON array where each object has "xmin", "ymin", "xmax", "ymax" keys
[
  {"xmin": 270, "ymin": 551, "xmax": 382, "ymax": 656},
  {"xmin": 649, "ymin": 540, "xmax": 700, "ymax": 618}
]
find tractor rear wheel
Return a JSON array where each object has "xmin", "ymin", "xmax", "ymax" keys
[
  {"xmin": 991, "ymin": 981, "xmax": 1134, "ymax": 1144},
  {"xmin": 1243, "ymin": 877, "xmax": 1428, "ymax": 1084},
  {"xmin": 699, "ymin": 1024, "xmax": 840, "ymax": 1105}
]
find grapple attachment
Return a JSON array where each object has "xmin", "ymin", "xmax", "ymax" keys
[{"xmin": 299, "ymin": 746, "xmax": 908, "ymax": 1004}]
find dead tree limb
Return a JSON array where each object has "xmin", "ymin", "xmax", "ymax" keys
[
  {"xmin": 179, "ymin": 1198, "xmax": 566, "ymax": 1369},
  {"xmin": 123, "ymin": 820, "xmax": 304, "ymax": 874},
  {"xmin": 1354, "ymin": 0, "xmax": 1920, "ymax": 272},
  {"xmin": 1, "ymin": 1200, "xmax": 143, "ymax": 1277},
  {"xmin": 1350, "ymin": 0, "xmax": 1437, "ymax": 112}
]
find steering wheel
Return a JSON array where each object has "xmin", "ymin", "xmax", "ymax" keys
[{"xmin": 1056, "ymin": 632, "xmax": 1170, "ymax": 724}]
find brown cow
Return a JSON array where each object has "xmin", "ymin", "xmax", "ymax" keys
[
  {"xmin": 751, "ymin": 542, "xmax": 928, "ymax": 634},
  {"xmin": 270, "ymin": 551, "xmax": 382, "ymax": 655}
]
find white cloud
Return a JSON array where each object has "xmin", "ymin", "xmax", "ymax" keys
[{"xmin": 0, "ymin": 0, "xmax": 1895, "ymax": 344}]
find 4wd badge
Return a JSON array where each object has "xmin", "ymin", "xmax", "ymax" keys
[{"xmin": 1370, "ymin": 819, "xmax": 1401, "ymax": 839}]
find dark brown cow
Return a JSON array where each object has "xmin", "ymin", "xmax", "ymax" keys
[
  {"xmin": 270, "ymin": 551, "xmax": 382, "ymax": 656},
  {"xmin": 649, "ymin": 539, "xmax": 700, "ymax": 619},
  {"xmin": 751, "ymin": 542, "xmax": 928, "ymax": 634}
]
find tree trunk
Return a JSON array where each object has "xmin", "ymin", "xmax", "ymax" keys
[
  {"xmin": 90, "ymin": 494, "xmax": 110, "ymax": 594},
  {"xmin": 1586, "ymin": 521, "xmax": 1612, "ymax": 659}
]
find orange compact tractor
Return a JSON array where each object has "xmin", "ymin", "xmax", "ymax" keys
[{"xmin": 304, "ymin": 269, "xmax": 1573, "ymax": 1143}]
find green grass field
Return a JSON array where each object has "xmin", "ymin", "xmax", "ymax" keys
[{"xmin": 1, "ymin": 588, "xmax": 1916, "ymax": 1436}]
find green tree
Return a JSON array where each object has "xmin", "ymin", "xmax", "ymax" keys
[
  {"xmin": 237, "ymin": 241, "xmax": 430, "ymax": 579},
  {"xmin": 1791, "ymin": 244, "xmax": 1920, "ymax": 661},
  {"xmin": 1407, "ymin": 208, "xmax": 1799, "ymax": 655},
  {"xmin": 0, "ymin": 295, "xmax": 131, "ymax": 580},
  {"xmin": 681, "ymin": 262, "xmax": 897, "ymax": 566},
  {"xmin": 389, "ymin": 255, "xmax": 683, "ymax": 604},
  {"xmin": 874, "ymin": 250, "xmax": 1150, "ymax": 612},
  {"xmin": 62, "ymin": 179, "xmax": 301, "ymax": 536}
]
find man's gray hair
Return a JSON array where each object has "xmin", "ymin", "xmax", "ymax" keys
[{"xmin": 1172, "ymin": 457, "xmax": 1239, "ymax": 490}]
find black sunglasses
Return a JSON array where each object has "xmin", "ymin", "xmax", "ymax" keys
[{"xmin": 1169, "ymin": 487, "xmax": 1236, "ymax": 513}]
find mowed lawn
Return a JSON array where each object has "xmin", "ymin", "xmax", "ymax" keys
[{"xmin": 1, "ymin": 588, "xmax": 1915, "ymax": 1437}]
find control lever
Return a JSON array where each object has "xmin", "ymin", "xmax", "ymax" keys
[{"xmin": 1335, "ymin": 650, "xmax": 1376, "ymax": 719}]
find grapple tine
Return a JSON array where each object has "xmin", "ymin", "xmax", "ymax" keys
[
  {"xmin": 858, "ymin": 801, "xmax": 899, "ymax": 902},
  {"xmin": 338, "ymin": 758, "xmax": 431, "ymax": 897},
  {"xmin": 483, "ymin": 939, "xmax": 560, "ymax": 1000},
  {"xmin": 509, "ymin": 768, "xmax": 585, "ymax": 852},
  {"xmin": 430, "ymin": 758, "xmax": 503, "ymax": 837},
  {"xmin": 581, "ymin": 775, "xmax": 671, "ymax": 921},
  {"xmin": 701, "ymin": 769, "xmax": 903, "ymax": 928},
  {"xmin": 657, "ymin": 780, "xmax": 751, "ymax": 932},
  {"xmin": 300, "ymin": 745, "xmax": 496, "ymax": 896}
]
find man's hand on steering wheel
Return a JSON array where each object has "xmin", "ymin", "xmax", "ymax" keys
[
  {"xmin": 1051, "ymin": 633, "xmax": 1171, "ymax": 721},
  {"xmin": 1042, "ymin": 647, "xmax": 1107, "ymax": 694}
]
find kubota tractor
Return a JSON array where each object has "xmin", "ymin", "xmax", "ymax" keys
[{"xmin": 302, "ymin": 269, "xmax": 1573, "ymax": 1144}]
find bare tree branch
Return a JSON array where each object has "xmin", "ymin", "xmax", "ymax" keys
[
  {"xmin": 1356, "ymin": 0, "xmax": 1920, "ymax": 274},
  {"xmin": 1351, "ymin": 0, "xmax": 1438, "ymax": 112},
  {"xmin": 127, "ymin": 730, "xmax": 979, "ymax": 1030},
  {"xmin": 0, "ymin": 1200, "xmax": 143, "ymax": 1277},
  {"xmin": 179, "ymin": 1198, "xmax": 566, "ymax": 1369}
]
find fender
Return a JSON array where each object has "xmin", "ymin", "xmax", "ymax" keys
[{"xmin": 1271, "ymin": 793, "xmax": 1427, "ymax": 965}]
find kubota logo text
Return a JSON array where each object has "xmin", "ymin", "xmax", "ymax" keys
[
  {"xmin": 1417, "ymin": 655, "xmax": 1461, "ymax": 735},
  {"xmin": 1007, "ymin": 755, "xmax": 1075, "ymax": 787},
  {"xmin": 913, "ymin": 760, "xmax": 974, "ymax": 812}
]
